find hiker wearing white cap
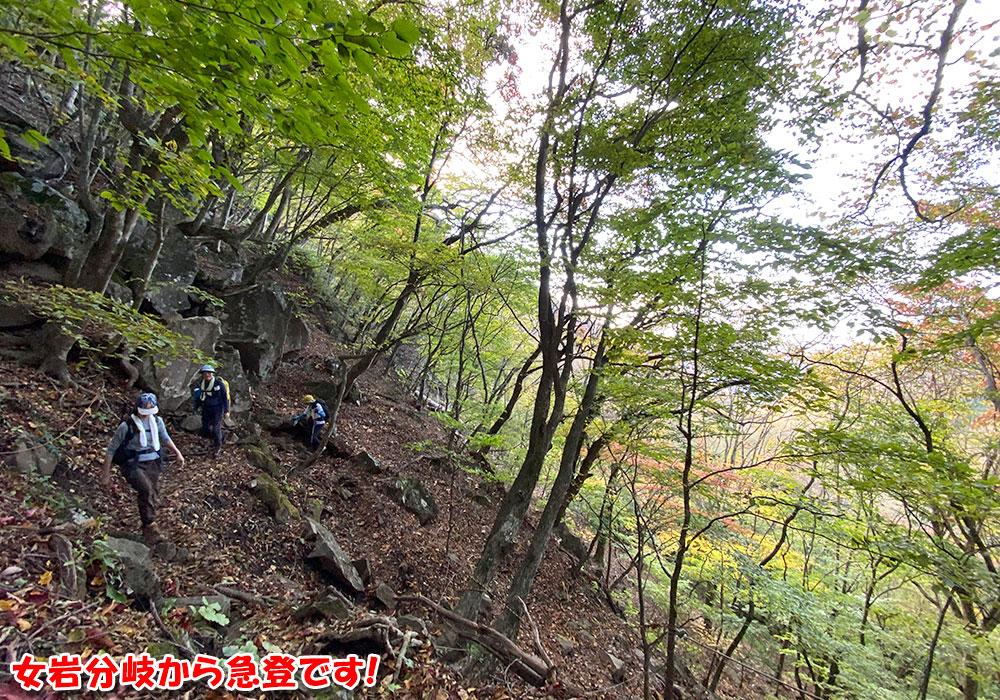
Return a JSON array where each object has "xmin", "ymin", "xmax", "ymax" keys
[
  {"xmin": 191, "ymin": 364, "xmax": 229, "ymax": 458},
  {"xmin": 102, "ymin": 393, "xmax": 184, "ymax": 542}
]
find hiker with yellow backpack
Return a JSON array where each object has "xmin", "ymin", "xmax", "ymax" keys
[{"xmin": 192, "ymin": 365, "xmax": 229, "ymax": 458}]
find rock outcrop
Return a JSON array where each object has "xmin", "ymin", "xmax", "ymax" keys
[
  {"xmin": 385, "ymin": 475, "xmax": 438, "ymax": 525},
  {"xmin": 225, "ymin": 281, "xmax": 310, "ymax": 378}
]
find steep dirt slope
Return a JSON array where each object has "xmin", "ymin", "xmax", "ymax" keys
[{"xmin": 0, "ymin": 325, "xmax": 647, "ymax": 699}]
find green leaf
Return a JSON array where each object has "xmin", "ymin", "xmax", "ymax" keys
[
  {"xmin": 381, "ymin": 33, "xmax": 411, "ymax": 59},
  {"xmin": 23, "ymin": 129, "xmax": 50, "ymax": 148},
  {"xmin": 106, "ymin": 583, "xmax": 127, "ymax": 604},
  {"xmin": 352, "ymin": 48, "xmax": 374, "ymax": 75},
  {"xmin": 391, "ymin": 17, "xmax": 421, "ymax": 44}
]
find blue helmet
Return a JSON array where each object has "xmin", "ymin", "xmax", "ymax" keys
[{"xmin": 200, "ymin": 365, "xmax": 215, "ymax": 373}]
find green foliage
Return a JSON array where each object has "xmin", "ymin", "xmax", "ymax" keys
[
  {"xmin": 194, "ymin": 599, "xmax": 230, "ymax": 626},
  {"xmin": 0, "ymin": 280, "xmax": 211, "ymax": 365},
  {"xmin": 90, "ymin": 539, "xmax": 128, "ymax": 604}
]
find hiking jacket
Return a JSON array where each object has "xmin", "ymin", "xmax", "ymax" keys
[{"xmin": 193, "ymin": 376, "xmax": 230, "ymax": 413}]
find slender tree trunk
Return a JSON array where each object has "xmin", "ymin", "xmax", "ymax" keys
[
  {"xmin": 132, "ymin": 199, "xmax": 166, "ymax": 310},
  {"xmin": 475, "ymin": 347, "xmax": 540, "ymax": 456},
  {"xmin": 495, "ymin": 332, "xmax": 606, "ymax": 639},
  {"xmin": 917, "ymin": 594, "xmax": 951, "ymax": 700},
  {"xmin": 556, "ymin": 434, "xmax": 607, "ymax": 526},
  {"xmin": 709, "ymin": 597, "xmax": 754, "ymax": 693}
]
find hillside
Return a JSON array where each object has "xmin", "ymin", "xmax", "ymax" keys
[
  {"xmin": 2, "ymin": 1, "xmax": 999, "ymax": 699},
  {"xmin": 0, "ymin": 295, "xmax": 705, "ymax": 700}
]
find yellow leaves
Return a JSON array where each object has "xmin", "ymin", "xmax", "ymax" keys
[
  {"xmin": 38, "ymin": 570, "xmax": 53, "ymax": 586},
  {"xmin": 0, "ymin": 600, "xmax": 14, "ymax": 611},
  {"xmin": 17, "ymin": 618, "xmax": 32, "ymax": 631}
]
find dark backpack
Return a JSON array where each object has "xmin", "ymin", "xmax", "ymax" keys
[
  {"xmin": 111, "ymin": 420, "xmax": 137, "ymax": 469},
  {"xmin": 313, "ymin": 399, "xmax": 329, "ymax": 421},
  {"xmin": 111, "ymin": 417, "xmax": 164, "ymax": 470}
]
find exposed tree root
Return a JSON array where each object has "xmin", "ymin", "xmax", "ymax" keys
[{"xmin": 399, "ymin": 594, "xmax": 583, "ymax": 694}]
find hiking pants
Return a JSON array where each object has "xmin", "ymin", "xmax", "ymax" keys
[
  {"xmin": 122, "ymin": 459, "xmax": 163, "ymax": 526},
  {"xmin": 201, "ymin": 404, "xmax": 225, "ymax": 447},
  {"xmin": 310, "ymin": 420, "xmax": 325, "ymax": 449}
]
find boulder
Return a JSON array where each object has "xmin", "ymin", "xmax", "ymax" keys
[
  {"xmin": 374, "ymin": 583, "xmax": 396, "ymax": 610},
  {"xmin": 10, "ymin": 441, "xmax": 59, "ymax": 477},
  {"xmin": 259, "ymin": 411, "xmax": 296, "ymax": 431},
  {"xmin": 304, "ymin": 378, "xmax": 361, "ymax": 408},
  {"xmin": 0, "ymin": 260, "xmax": 62, "ymax": 283},
  {"xmin": 352, "ymin": 558, "xmax": 373, "ymax": 586},
  {"xmin": 286, "ymin": 314, "xmax": 310, "ymax": 352},
  {"xmin": 556, "ymin": 635, "xmax": 576, "ymax": 655},
  {"xmin": 245, "ymin": 445, "xmax": 281, "ymax": 478},
  {"xmin": 224, "ymin": 281, "xmax": 310, "ymax": 378},
  {"xmin": 600, "ymin": 650, "xmax": 626, "ymax": 683},
  {"xmin": 0, "ymin": 116, "xmax": 72, "ymax": 182},
  {"xmin": 212, "ymin": 344, "xmax": 253, "ymax": 416},
  {"xmin": 250, "ymin": 473, "xmax": 299, "ymax": 523},
  {"xmin": 180, "ymin": 414, "xmax": 203, "ymax": 432},
  {"xmin": 137, "ymin": 316, "xmax": 223, "ymax": 412},
  {"xmin": 304, "ymin": 380, "xmax": 340, "ymax": 403},
  {"xmin": 0, "ymin": 173, "xmax": 86, "ymax": 264},
  {"xmin": 304, "ymin": 518, "xmax": 365, "ymax": 594},
  {"xmin": 385, "ymin": 475, "xmax": 438, "ymax": 525},
  {"xmin": 194, "ymin": 244, "xmax": 246, "ymax": 290},
  {"xmin": 294, "ymin": 586, "xmax": 354, "ymax": 622},
  {"xmin": 103, "ymin": 537, "xmax": 161, "ymax": 602},
  {"xmin": 354, "ymin": 450, "xmax": 383, "ymax": 475},
  {"xmin": 558, "ymin": 527, "xmax": 589, "ymax": 563},
  {"xmin": 397, "ymin": 614, "xmax": 429, "ymax": 633},
  {"xmin": 307, "ymin": 498, "xmax": 324, "ymax": 522},
  {"xmin": 119, "ymin": 226, "xmax": 199, "ymax": 315}
]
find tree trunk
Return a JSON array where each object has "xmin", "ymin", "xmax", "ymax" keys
[
  {"xmin": 708, "ymin": 597, "xmax": 754, "ymax": 693},
  {"xmin": 132, "ymin": 199, "xmax": 166, "ymax": 310},
  {"xmin": 917, "ymin": 594, "xmax": 950, "ymax": 700},
  {"xmin": 556, "ymin": 434, "xmax": 607, "ymax": 526},
  {"xmin": 494, "ymin": 332, "xmax": 606, "ymax": 639},
  {"xmin": 475, "ymin": 347, "xmax": 540, "ymax": 456}
]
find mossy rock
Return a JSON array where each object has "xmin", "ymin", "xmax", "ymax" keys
[
  {"xmin": 245, "ymin": 445, "xmax": 281, "ymax": 478},
  {"xmin": 250, "ymin": 473, "xmax": 299, "ymax": 523}
]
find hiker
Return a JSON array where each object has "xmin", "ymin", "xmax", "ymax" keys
[
  {"xmin": 101, "ymin": 393, "xmax": 185, "ymax": 542},
  {"xmin": 192, "ymin": 364, "xmax": 230, "ymax": 458},
  {"xmin": 293, "ymin": 394, "xmax": 328, "ymax": 449}
]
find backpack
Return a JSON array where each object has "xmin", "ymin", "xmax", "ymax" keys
[
  {"xmin": 111, "ymin": 420, "xmax": 138, "ymax": 470},
  {"xmin": 111, "ymin": 417, "xmax": 164, "ymax": 470},
  {"xmin": 312, "ymin": 398, "xmax": 329, "ymax": 421}
]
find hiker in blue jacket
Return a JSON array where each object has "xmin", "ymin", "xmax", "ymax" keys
[
  {"xmin": 192, "ymin": 364, "xmax": 230, "ymax": 458},
  {"xmin": 101, "ymin": 393, "xmax": 185, "ymax": 542},
  {"xmin": 293, "ymin": 394, "xmax": 328, "ymax": 449}
]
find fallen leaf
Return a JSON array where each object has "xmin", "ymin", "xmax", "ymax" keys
[
  {"xmin": 0, "ymin": 600, "xmax": 14, "ymax": 611},
  {"xmin": 38, "ymin": 571, "xmax": 53, "ymax": 586},
  {"xmin": 16, "ymin": 618, "xmax": 31, "ymax": 631}
]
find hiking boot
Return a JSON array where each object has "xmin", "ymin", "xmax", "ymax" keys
[{"xmin": 213, "ymin": 446, "xmax": 223, "ymax": 459}]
